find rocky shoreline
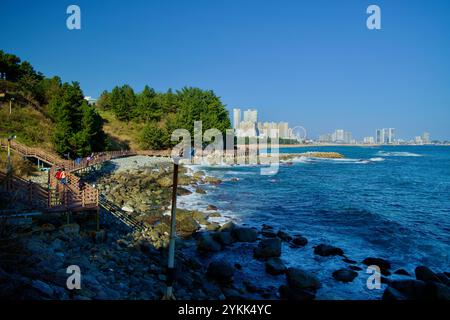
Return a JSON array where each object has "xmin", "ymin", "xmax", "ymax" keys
[{"xmin": 1, "ymin": 155, "xmax": 449, "ymax": 300}]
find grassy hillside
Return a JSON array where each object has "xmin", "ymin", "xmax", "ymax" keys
[
  {"xmin": 0, "ymin": 102, "xmax": 53, "ymax": 150},
  {"xmin": 99, "ymin": 109, "xmax": 145, "ymax": 151}
]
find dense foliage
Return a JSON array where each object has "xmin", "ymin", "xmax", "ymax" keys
[
  {"xmin": 1, "ymin": 50, "xmax": 231, "ymax": 153},
  {"xmin": 0, "ymin": 50, "xmax": 106, "ymax": 157},
  {"xmin": 98, "ymin": 86, "xmax": 231, "ymax": 149}
]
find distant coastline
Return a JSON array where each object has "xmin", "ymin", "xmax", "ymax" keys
[{"xmin": 237, "ymin": 143, "xmax": 450, "ymax": 149}]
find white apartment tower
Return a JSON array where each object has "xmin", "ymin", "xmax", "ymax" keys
[
  {"xmin": 233, "ymin": 108, "xmax": 241, "ymax": 129},
  {"xmin": 243, "ymin": 109, "xmax": 258, "ymax": 123}
]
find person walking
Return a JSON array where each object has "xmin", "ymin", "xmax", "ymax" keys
[{"xmin": 60, "ymin": 168, "xmax": 67, "ymax": 185}]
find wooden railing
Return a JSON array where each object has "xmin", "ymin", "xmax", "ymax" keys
[
  {"xmin": 0, "ymin": 171, "xmax": 49, "ymax": 210},
  {"xmin": 0, "ymin": 139, "xmax": 171, "ymax": 213}
]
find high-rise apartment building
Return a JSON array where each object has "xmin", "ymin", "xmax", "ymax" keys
[
  {"xmin": 243, "ymin": 109, "xmax": 258, "ymax": 123},
  {"xmin": 422, "ymin": 132, "xmax": 430, "ymax": 144},
  {"xmin": 233, "ymin": 108, "xmax": 241, "ymax": 129},
  {"xmin": 376, "ymin": 128, "xmax": 396, "ymax": 144}
]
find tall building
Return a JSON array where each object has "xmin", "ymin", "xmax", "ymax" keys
[
  {"xmin": 364, "ymin": 137, "xmax": 375, "ymax": 144},
  {"xmin": 233, "ymin": 108, "xmax": 241, "ymax": 129},
  {"xmin": 278, "ymin": 122, "xmax": 289, "ymax": 139},
  {"xmin": 319, "ymin": 134, "xmax": 332, "ymax": 143},
  {"xmin": 376, "ymin": 128, "xmax": 395, "ymax": 144},
  {"xmin": 422, "ymin": 132, "xmax": 430, "ymax": 144},
  {"xmin": 376, "ymin": 129, "xmax": 384, "ymax": 144},
  {"xmin": 243, "ymin": 109, "xmax": 258, "ymax": 123},
  {"xmin": 334, "ymin": 129, "xmax": 345, "ymax": 142},
  {"xmin": 386, "ymin": 128, "xmax": 395, "ymax": 144}
]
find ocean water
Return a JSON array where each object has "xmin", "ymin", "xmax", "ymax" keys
[{"xmin": 180, "ymin": 146, "xmax": 450, "ymax": 299}]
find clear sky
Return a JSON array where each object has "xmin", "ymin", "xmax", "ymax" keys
[{"xmin": 1, "ymin": 0, "xmax": 450, "ymax": 140}]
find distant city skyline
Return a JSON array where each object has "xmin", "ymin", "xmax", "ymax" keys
[{"xmin": 1, "ymin": 1, "xmax": 450, "ymax": 139}]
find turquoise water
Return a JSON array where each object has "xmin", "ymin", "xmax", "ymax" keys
[{"xmin": 185, "ymin": 146, "xmax": 450, "ymax": 299}]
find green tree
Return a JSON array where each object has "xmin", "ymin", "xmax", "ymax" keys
[
  {"xmin": 96, "ymin": 90, "xmax": 112, "ymax": 110},
  {"xmin": 139, "ymin": 123, "xmax": 170, "ymax": 150},
  {"xmin": 110, "ymin": 85, "xmax": 136, "ymax": 122},
  {"xmin": 166, "ymin": 87, "xmax": 231, "ymax": 136},
  {"xmin": 135, "ymin": 85, "xmax": 162, "ymax": 122}
]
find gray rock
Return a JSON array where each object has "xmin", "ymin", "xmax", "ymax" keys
[
  {"xmin": 382, "ymin": 286, "xmax": 407, "ymax": 300},
  {"xmin": 265, "ymin": 257, "xmax": 287, "ymax": 275},
  {"xmin": 219, "ymin": 221, "xmax": 236, "ymax": 232},
  {"xmin": 231, "ymin": 227, "xmax": 258, "ymax": 242},
  {"xmin": 286, "ymin": 268, "xmax": 321, "ymax": 291},
  {"xmin": 424, "ymin": 282, "xmax": 450, "ymax": 300},
  {"xmin": 254, "ymin": 238, "xmax": 282, "ymax": 259},
  {"xmin": 332, "ymin": 269, "xmax": 358, "ymax": 283},
  {"xmin": 291, "ymin": 236, "xmax": 308, "ymax": 247},
  {"xmin": 390, "ymin": 280, "xmax": 426, "ymax": 299},
  {"xmin": 415, "ymin": 266, "xmax": 442, "ymax": 283},
  {"xmin": 211, "ymin": 231, "xmax": 234, "ymax": 246},
  {"xmin": 195, "ymin": 187, "xmax": 207, "ymax": 194},
  {"xmin": 436, "ymin": 273, "xmax": 450, "ymax": 286},
  {"xmin": 276, "ymin": 230, "xmax": 292, "ymax": 242},
  {"xmin": 207, "ymin": 259, "xmax": 235, "ymax": 282},
  {"xmin": 394, "ymin": 269, "xmax": 410, "ymax": 276},
  {"xmin": 261, "ymin": 230, "xmax": 277, "ymax": 238},
  {"xmin": 362, "ymin": 257, "xmax": 391, "ymax": 275},
  {"xmin": 314, "ymin": 244, "xmax": 344, "ymax": 257},
  {"xmin": 197, "ymin": 234, "xmax": 221, "ymax": 252}
]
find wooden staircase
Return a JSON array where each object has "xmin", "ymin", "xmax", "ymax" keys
[{"xmin": 0, "ymin": 139, "xmax": 170, "ymax": 229}]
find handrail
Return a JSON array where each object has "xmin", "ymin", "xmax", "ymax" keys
[{"xmin": 1, "ymin": 139, "xmax": 170, "ymax": 215}]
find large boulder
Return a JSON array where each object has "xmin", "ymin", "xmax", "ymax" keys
[
  {"xmin": 193, "ymin": 170, "xmax": 205, "ymax": 180},
  {"xmin": 389, "ymin": 280, "xmax": 427, "ymax": 299},
  {"xmin": 195, "ymin": 187, "xmax": 207, "ymax": 194},
  {"xmin": 197, "ymin": 234, "xmax": 221, "ymax": 252},
  {"xmin": 177, "ymin": 215, "xmax": 200, "ymax": 236},
  {"xmin": 436, "ymin": 273, "xmax": 450, "ymax": 287},
  {"xmin": 265, "ymin": 258, "xmax": 286, "ymax": 275},
  {"xmin": 231, "ymin": 227, "xmax": 258, "ymax": 242},
  {"xmin": 276, "ymin": 230, "xmax": 292, "ymax": 242},
  {"xmin": 192, "ymin": 211, "xmax": 208, "ymax": 225},
  {"xmin": 219, "ymin": 221, "xmax": 236, "ymax": 232},
  {"xmin": 415, "ymin": 266, "xmax": 442, "ymax": 283},
  {"xmin": 313, "ymin": 244, "xmax": 344, "ymax": 257},
  {"xmin": 382, "ymin": 286, "xmax": 407, "ymax": 300},
  {"xmin": 254, "ymin": 238, "xmax": 282, "ymax": 259},
  {"xmin": 286, "ymin": 268, "xmax": 321, "ymax": 290},
  {"xmin": 362, "ymin": 257, "xmax": 391, "ymax": 275},
  {"xmin": 211, "ymin": 232, "xmax": 235, "ymax": 246},
  {"xmin": 204, "ymin": 176, "xmax": 222, "ymax": 185},
  {"xmin": 423, "ymin": 282, "xmax": 450, "ymax": 300},
  {"xmin": 291, "ymin": 236, "xmax": 308, "ymax": 247},
  {"xmin": 332, "ymin": 269, "xmax": 358, "ymax": 283},
  {"xmin": 177, "ymin": 187, "xmax": 192, "ymax": 196},
  {"xmin": 207, "ymin": 259, "xmax": 235, "ymax": 282}
]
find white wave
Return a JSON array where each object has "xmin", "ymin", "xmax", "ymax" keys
[
  {"xmin": 224, "ymin": 171, "xmax": 256, "ymax": 175},
  {"xmin": 369, "ymin": 157, "xmax": 385, "ymax": 162},
  {"xmin": 377, "ymin": 151, "xmax": 422, "ymax": 157}
]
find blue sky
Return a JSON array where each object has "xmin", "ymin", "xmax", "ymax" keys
[{"xmin": 1, "ymin": 0, "xmax": 450, "ymax": 140}]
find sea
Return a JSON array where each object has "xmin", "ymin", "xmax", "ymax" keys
[{"xmin": 179, "ymin": 145, "xmax": 450, "ymax": 299}]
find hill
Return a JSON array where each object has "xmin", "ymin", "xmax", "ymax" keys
[{"xmin": 1, "ymin": 50, "xmax": 232, "ymax": 158}]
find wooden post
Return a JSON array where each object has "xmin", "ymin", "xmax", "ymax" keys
[{"xmin": 163, "ymin": 159, "xmax": 179, "ymax": 300}]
